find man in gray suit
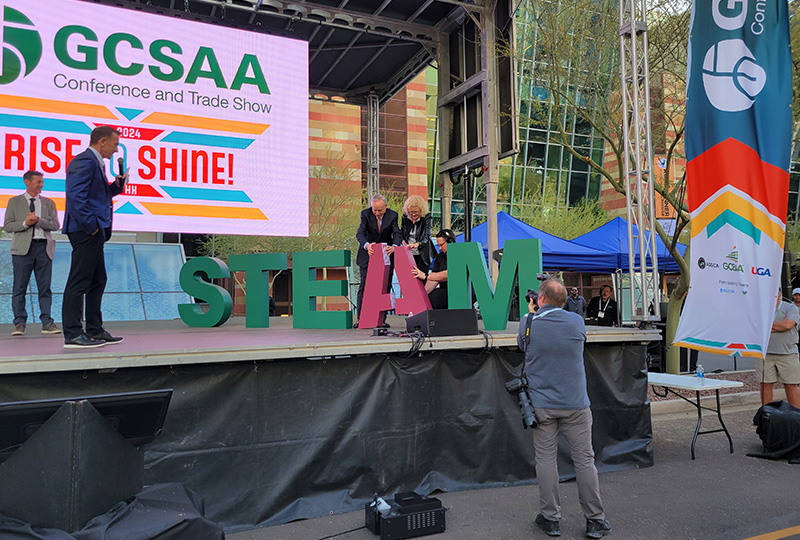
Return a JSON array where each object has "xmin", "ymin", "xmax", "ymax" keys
[{"xmin": 3, "ymin": 171, "xmax": 61, "ymax": 336}]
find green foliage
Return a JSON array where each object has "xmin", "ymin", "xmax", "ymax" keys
[
  {"xmin": 514, "ymin": 180, "xmax": 608, "ymax": 240},
  {"xmin": 199, "ymin": 149, "xmax": 361, "ymax": 262},
  {"xmin": 786, "ymin": 219, "xmax": 800, "ymax": 254}
]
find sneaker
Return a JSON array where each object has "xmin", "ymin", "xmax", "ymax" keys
[
  {"xmin": 64, "ymin": 334, "xmax": 106, "ymax": 348},
  {"xmin": 42, "ymin": 323, "xmax": 62, "ymax": 334},
  {"xmin": 535, "ymin": 514, "xmax": 561, "ymax": 537},
  {"xmin": 11, "ymin": 323, "xmax": 25, "ymax": 336},
  {"xmin": 87, "ymin": 330, "xmax": 123, "ymax": 344},
  {"xmin": 586, "ymin": 519, "xmax": 612, "ymax": 539}
]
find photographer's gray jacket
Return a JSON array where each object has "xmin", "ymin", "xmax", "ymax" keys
[{"xmin": 517, "ymin": 304, "xmax": 590, "ymax": 410}]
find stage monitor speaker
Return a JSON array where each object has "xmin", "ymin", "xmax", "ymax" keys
[
  {"xmin": 0, "ymin": 400, "xmax": 144, "ymax": 532},
  {"xmin": 406, "ymin": 309, "xmax": 478, "ymax": 337}
]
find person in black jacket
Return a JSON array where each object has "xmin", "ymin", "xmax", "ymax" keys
[
  {"xmin": 586, "ymin": 284, "xmax": 618, "ymax": 327},
  {"xmin": 400, "ymin": 195, "xmax": 433, "ymax": 273},
  {"xmin": 355, "ymin": 193, "xmax": 401, "ymax": 327}
]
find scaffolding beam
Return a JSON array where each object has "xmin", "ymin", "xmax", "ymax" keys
[{"xmin": 618, "ymin": 0, "xmax": 660, "ymax": 322}]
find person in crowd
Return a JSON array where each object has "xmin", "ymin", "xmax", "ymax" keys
[
  {"xmin": 61, "ymin": 126, "xmax": 126, "ymax": 348},
  {"xmin": 355, "ymin": 193, "xmax": 401, "ymax": 327},
  {"xmin": 758, "ymin": 292, "xmax": 800, "ymax": 408},
  {"xmin": 586, "ymin": 284, "xmax": 618, "ymax": 327},
  {"xmin": 3, "ymin": 170, "xmax": 61, "ymax": 336},
  {"xmin": 411, "ymin": 229, "xmax": 454, "ymax": 309},
  {"xmin": 400, "ymin": 195, "xmax": 433, "ymax": 273},
  {"xmin": 516, "ymin": 279, "xmax": 611, "ymax": 539},
  {"xmin": 794, "ymin": 288, "xmax": 800, "ymax": 354},
  {"xmin": 565, "ymin": 286, "xmax": 587, "ymax": 317}
]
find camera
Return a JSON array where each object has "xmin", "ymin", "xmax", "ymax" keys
[
  {"xmin": 524, "ymin": 289, "xmax": 538, "ymax": 304},
  {"xmin": 505, "ymin": 375, "xmax": 538, "ymax": 429}
]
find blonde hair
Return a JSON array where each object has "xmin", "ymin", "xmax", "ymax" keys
[{"xmin": 403, "ymin": 195, "xmax": 429, "ymax": 217}]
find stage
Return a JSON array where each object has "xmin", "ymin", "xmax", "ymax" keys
[
  {"xmin": 0, "ymin": 315, "xmax": 660, "ymax": 375},
  {"xmin": 0, "ymin": 316, "xmax": 659, "ymax": 533}
]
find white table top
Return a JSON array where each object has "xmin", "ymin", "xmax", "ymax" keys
[{"xmin": 648, "ymin": 372, "xmax": 744, "ymax": 391}]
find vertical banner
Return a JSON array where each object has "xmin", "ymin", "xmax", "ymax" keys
[{"xmin": 674, "ymin": 0, "xmax": 792, "ymax": 358}]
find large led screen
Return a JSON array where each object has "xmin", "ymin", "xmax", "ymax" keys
[{"xmin": 0, "ymin": 0, "xmax": 309, "ymax": 236}]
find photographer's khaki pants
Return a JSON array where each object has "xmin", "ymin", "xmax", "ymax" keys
[{"xmin": 532, "ymin": 407, "xmax": 605, "ymax": 522}]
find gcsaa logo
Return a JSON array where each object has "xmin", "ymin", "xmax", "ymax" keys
[
  {"xmin": 702, "ymin": 39, "xmax": 766, "ymax": 112},
  {"xmin": 0, "ymin": 6, "xmax": 42, "ymax": 85}
]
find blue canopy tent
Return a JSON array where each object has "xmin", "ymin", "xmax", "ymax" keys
[
  {"xmin": 572, "ymin": 216, "xmax": 686, "ymax": 273},
  {"xmin": 455, "ymin": 211, "xmax": 618, "ymax": 272}
]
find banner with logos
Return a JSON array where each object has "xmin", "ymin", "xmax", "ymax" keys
[
  {"xmin": 674, "ymin": 0, "xmax": 791, "ymax": 358},
  {"xmin": 0, "ymin": 0, "xmax": 308, "ymax": 236}
]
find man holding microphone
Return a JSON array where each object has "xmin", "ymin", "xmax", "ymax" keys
[{"xmin": 61, "ymin": 126, "xmax": 127, "ymax": 348}]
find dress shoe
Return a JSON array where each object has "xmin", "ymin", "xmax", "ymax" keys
[
  {"xmin": 87, "ymin": 330, "xmax": 123, "ymax": 344},
  {"xmin": 535, "ymin": 514, "xmax": 561, "ymax": 537},
  {"xmin": 11, "ymin": 323, "xmax": 25, "ymax": 336},
  {"xmin": 64, "ymin": 334, "xmax": 106, "ymax": 348}
]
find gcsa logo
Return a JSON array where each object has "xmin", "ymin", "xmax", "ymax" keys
[
  {"xmin": 702, "ymin": 39, "xmax": 766, "ymax": 112},
  {"xmin": 0, "ymin": 6, "xmax": 42, "ymax": 85}
]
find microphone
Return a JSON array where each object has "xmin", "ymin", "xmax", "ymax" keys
[{"xmin": 117, "ymin": 157, "xmax": 127, "ymax": 188}]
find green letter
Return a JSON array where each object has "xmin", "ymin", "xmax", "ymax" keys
[
  {"xmin": 228, "ymin": 253, "xmax": 287, "ymax": 328},
  {"xmin": 149, "ymin": 39, "xmax": 184, "ymax": 82},
  {"xmin": 54, "ymin": 26, "xmax": 98, "ymax": 70},
  {"xmin": 104, "ymin": 33, "xmax": 144, "ymax": 76},
  {"xmin": 447, "ymin": 239, "xmax": 542, "ymax": 330},
  {"xmin": 178, "ymin": 257, "xmax": 232, "ymax": 327},
  {"xmin": 292, "ymin": 250, "xmax": 352, "ymax": 329},
  {"xmin": 185, "ymin": 47, "xmax": 227, "ymax": 88},
  {"xmin": 230, "ymin": 54, "xmax": 270, "ymax": 94}
]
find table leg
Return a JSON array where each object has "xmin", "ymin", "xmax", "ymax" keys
[
  {"xmin": 691, "ymin": 390, "xmax": 702, "ymax": 460},
  {"xmin": 715, "ymin": 390, "xmax": 734, "ymax": 453}
]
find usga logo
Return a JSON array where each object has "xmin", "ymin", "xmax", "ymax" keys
[
  {"xmin": 751, "ymin": 266, "xmax": 771, "ymax": 276},
  {"xmin": 0, "ymin": 6, "xmax": 42, "ymax": 85}
]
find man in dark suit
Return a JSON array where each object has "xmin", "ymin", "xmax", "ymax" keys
[
  {"xmin": 61, "ymin": 126, "xmax": 126, "ymax": 348},
  {"xmin": 3, "ymin": 171, "xmax": 61, "ymax": 336},
  {"xmin": 355, "ymin": 193, "xmax": 401, "ymax": 327}
]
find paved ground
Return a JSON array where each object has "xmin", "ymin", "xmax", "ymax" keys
[{"xmin": 229, "ymin": 403, "xmax": 800, "ymax": 540}]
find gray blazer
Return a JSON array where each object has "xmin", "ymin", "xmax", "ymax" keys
[{"xmin": 3, "ymin": 194, "xmax": 59, "ymax": 260}]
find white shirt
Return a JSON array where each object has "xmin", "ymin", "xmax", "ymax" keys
[{"xmin": 23, "ymin": 193, "xmax": 46, "ymax": 240}]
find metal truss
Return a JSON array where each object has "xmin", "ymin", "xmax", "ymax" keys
[{"xmin": 618, "ymin": 0, "xmax": 660, "ymax": 322}]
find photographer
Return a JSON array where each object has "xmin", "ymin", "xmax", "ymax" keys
[
  {"xmin": 516, "ymin": 279, "xmax": 611, "ymax": 539},
  {"xmin": 516, "ymin": 288, "xmax": 538, "ymax": 351}
]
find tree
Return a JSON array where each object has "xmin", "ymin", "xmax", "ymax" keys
[
  {"xmin": 515, "ymin": 0, "xmax": 691, "ymax": 371},
  {"xmin": 198, "ymin": 149, "xmax": 363, "ymax": 300},
  {"xmin": 199, "ymin": 148, "xmax": 362, "ymax": 261}
]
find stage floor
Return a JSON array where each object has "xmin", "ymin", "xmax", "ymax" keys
[{"xmin": 0, "ymin": 316, "xmax": 660, "ymax": 375}]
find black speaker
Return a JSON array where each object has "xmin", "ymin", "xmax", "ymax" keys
[
  {"xmin": 406, "ymin": 309, "xmax": 479, "ymax": 336},
  {"xmin": 0, "ymin": 400, "xmax": 144, "ymax": 532}
]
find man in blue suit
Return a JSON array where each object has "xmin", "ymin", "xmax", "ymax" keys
[{"xmin": 62, "ymin": 126, "xmax": 126, "ymax": 348}]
